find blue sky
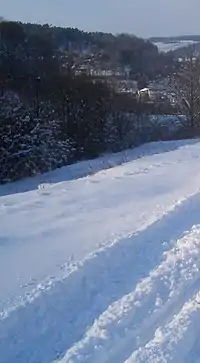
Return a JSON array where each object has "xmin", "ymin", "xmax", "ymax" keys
[{"xmin": 0, "ymin": 0, "xmax": 199, "ymax": 37}]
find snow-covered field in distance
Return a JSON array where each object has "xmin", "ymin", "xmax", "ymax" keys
[
  {"xmin": 154, "ymin": 40, "xmax": 198, "ymax": 53},
  {"xmin": 1, "ymin": 139, "xmax": 200, "ymax": 363}
]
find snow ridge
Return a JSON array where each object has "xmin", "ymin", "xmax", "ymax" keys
[{"xmin": 56, "ymin": 223, "xmax": 200, "ymax": 363}]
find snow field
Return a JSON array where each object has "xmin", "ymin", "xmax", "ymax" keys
[{"xmin": 1, "ymin": 140, "xmax": 200, "ymax": 362}]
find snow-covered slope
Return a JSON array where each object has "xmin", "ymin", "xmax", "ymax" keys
[
  {"xmin": 154, "ymin": 40, "xmax": 198, "ymax": 53},
  {"xmin": 1, "ymin": 139, "xmax": 200, "ymax": 363}
]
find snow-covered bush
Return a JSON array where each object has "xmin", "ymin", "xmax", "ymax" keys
[{"xmin": 0, "ymin": 93, "xmax": 76, "ymax": 182}]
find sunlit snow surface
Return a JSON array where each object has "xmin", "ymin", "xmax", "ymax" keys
[{"xmin": 1, "ymin": 139, "xmax": 200, "ymax": 363}]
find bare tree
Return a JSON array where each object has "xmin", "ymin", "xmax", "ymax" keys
[{"xmin": 170, "ymin": 48, "xmax": 200, "ymax": 130}]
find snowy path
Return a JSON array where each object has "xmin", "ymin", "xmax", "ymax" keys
[
  {"xmin": 55, "ymin": 212, "xmax": 200, "ymax": 363},
  {"xmin": 1, "ymin": 140, "xmax": 200, "ymax": 363}
]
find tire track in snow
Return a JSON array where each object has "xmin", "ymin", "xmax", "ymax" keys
[
  {"xmin": 57, "ymin": 224, "xmax": 200, "ymax": 363},
  {"xmin": 119, "ymin": 275, "xmax": 200, "ymax": 363},
  {"xmin": 125, "ymin": 292, "xmax": 200, "ymax": 363},
  {"xmin": 1, "ymin": 192, "xmax": 200, "ymax": 363},
  {"xmin": 184, "ymin": 316, "xmax": 200, "ymax": 363}
]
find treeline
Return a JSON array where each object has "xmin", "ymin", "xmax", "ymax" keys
[
  {"xmin": 0, "ymin": 21, "xmax": 179, "ymax": 183},
  {"xmin": 19, "ymin": 22, "xmax": 176, "ymax": 79}
]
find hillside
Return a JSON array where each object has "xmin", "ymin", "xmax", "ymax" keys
[
  {"xmin": 150, "ymin": 35, "xmax": 200, "ymax": 57},
  {"xmin": 153, "ymin": 40, "xmax": 198, "ymax": 53},
  {"xmin": 0, "ymin": 20, "xmax": 179, "ymax": 184},
  {"xmin": 0, "ymin": 20, "xmax": 175, "ymax": 82},
  {"xmin": 1, "ymin": 139, "xmax": 200, "ymax": 362}
]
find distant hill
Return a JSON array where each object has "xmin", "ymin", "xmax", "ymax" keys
[
  {"xmin": 17, "ymin": 22, "xmax": 175, "ymax": 79},
  {"xmin": 149, "ymin": 35, "xmax": 200, "ymax": 57},
  {"xmin": 153, "ymin": 40, "xmax": 198, "ymax": 53},
  {"xmin": 149, "ymin": 35, "xmax": 200, "ymax": 43}
]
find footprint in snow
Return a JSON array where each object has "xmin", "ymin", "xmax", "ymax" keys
[
  {"xmin": 87, "ymin": 179, "xmax": 100, "ymax": 184},
  {"xmin": 37, "ymin": 190, "xmax": 51, "ymax": 197},
  {"xmin": 2, "ymin": 202, "xmax": 15, "ymax": 207},
  {"xmin": 114, "ymin": 176, "xmax": 124, "ymax": 180},
  {"xmin": 124, "ymin": 172, "xmax": 134, "ymax": 176}
]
